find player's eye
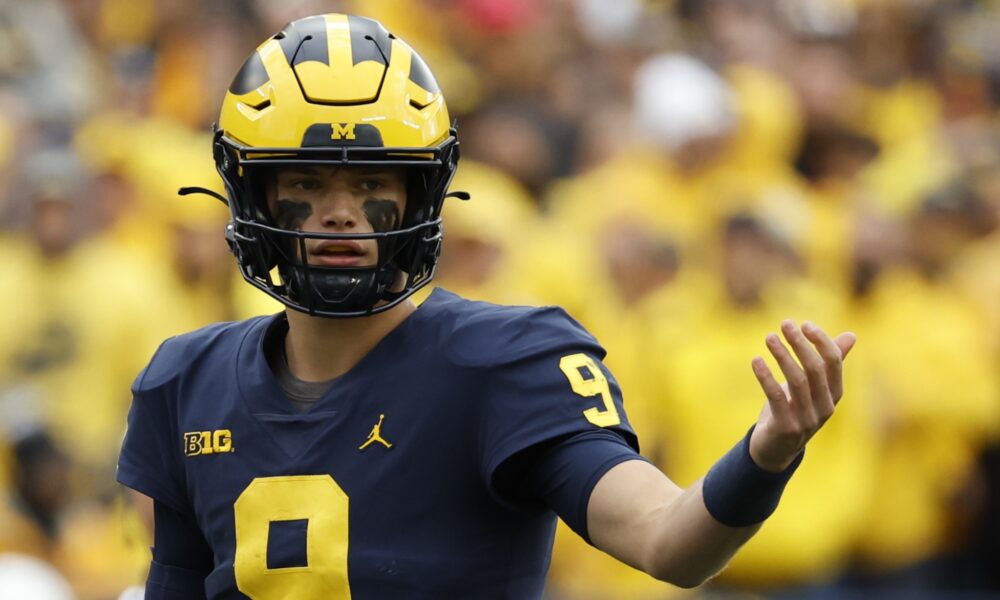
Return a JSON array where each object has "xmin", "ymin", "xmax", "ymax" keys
[
  {"xmin": 361, "ymin": 179, "xmax": 383, "ymax": 192},
  {"xmin": 292, "ymin": 178, "xmax": 322, "ymax": 191}
]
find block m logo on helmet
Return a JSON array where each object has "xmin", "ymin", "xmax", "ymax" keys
[
  {"xmin": 301, "ymin": 123, "xmax": 384, "ymax": 147},
  {"xmin": 331, "ymin": 122, "xmax": 356, "ymax": 140}
]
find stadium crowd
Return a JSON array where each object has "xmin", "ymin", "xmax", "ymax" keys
[{"xmin": 0, "ymin": 0, "xmax": 999, "ymax": 598}]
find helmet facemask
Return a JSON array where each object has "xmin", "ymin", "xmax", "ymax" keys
[{"xmin": 215, "ymin": 130, "xmax": 459, "ymax": 317}]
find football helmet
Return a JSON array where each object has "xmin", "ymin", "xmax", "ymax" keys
[{"xmin": 193, "ymin": 14, "xmax": 461, "ymax": 317}]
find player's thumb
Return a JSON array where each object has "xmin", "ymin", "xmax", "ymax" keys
[{"xmin": 835, "ymin": 332, "xmax": 857, "ymax": 359}]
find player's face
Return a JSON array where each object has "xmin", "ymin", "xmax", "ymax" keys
[{"xmin": 266, "ymin": 165, "xmax": 407, "ymax": 267}]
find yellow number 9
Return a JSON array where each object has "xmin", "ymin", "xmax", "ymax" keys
[
  {"xmin": 233, "ymin": 475, "xmax": 352, "ymax": 599},
  {"xmin": 559, "ymin": 353, "xmax": 621, "ymax": 428}
]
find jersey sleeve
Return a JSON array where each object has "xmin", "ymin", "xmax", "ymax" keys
[
  {"xmin": 501, "ymin": 428, "xmax": 648, "ymax": 543},
  {"xmin": 117, "ymin": 339, "xmax": 190, "ymax": 513},
  {"xmin": 476, "ymin": 307, "xmax": 640, "ymax": 500}
]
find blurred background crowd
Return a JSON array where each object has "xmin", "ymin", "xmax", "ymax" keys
[{"xmin": 0, "ymin": 0, "xmax": 999, "ymax": 598}]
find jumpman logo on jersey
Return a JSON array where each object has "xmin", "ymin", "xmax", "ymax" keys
[{"xmin": 359, "ymin": 414, "xmax": 393, "ymax": 450}]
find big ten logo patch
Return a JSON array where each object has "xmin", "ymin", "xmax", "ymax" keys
[{"xmin": 184, "ymin": 430, "xmax": 234, "ymax": 456}]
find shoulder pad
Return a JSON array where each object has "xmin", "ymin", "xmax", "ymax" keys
[
  {"xmin": 436, "ymin": 296, "xmax": 603, "ymax": 368},
  {"xmin": 132, "ymin": 318, "xmax": 267, "ymax": 392}
]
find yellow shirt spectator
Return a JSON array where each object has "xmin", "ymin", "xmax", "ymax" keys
[
  {"xmin": 850, "ymin": 267, "xmax": 1000, "ymax": 570},
  {"xmin": 0, "ymin": 235, "xmax": 174, "ymax": 473}
]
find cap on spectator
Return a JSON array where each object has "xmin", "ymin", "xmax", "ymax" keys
[
  {"xmin": 0, "ymin": 554, "xmax": 75, "ymax": 600},
  {"xmin": 633, "ymin": 53, "xmax": 736, "ymax": 152}
]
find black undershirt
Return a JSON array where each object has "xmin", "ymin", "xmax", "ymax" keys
[{"xmin": 262, "ymin": 315, "xmax": 334, "ymax": 412}]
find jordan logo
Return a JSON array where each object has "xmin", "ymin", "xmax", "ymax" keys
[{"xmin": 359, "ymin": 414, "xmax": 393, "ymax": 450}]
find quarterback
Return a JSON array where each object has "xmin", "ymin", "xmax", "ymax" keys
[{"xmin": 117, "ymin": 14, "xmax": 855, "ymax": 599}]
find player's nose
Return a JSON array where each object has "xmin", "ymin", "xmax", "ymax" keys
[{"xmin": 316, "ymin": 190, "xmax": 364, "ymax": 230}]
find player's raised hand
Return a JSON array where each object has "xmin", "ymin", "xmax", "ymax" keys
[{"xmin": 747, "ymin": 320, "xmax": 856, "ymax": 472}]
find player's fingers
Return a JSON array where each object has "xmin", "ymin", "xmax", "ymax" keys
[
  {"xmin": 765, "ymin": 330, "xmax": 814, "ymax": 424},
  {"xmin": 801, "ymin": 321, "xmax": 844, "ymax": 406},
  {"xmin": 834, "ymin": 332, "xmax": 857, "ymax": 360},
  {"xmin": 781, "ymin": 319, "xmax": 833, "ymax": 429},
  {"xmin": 780, "ymin": 320, "xmax": 829, "ymax": 423},
  {"xmin": 751, "ymin": 355, "xmax": 792, "ymax": 420}
]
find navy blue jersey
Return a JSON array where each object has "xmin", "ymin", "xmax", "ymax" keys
[{"xmin": 118, "ymin": 288, "xmax": 638, "ymax": 599}]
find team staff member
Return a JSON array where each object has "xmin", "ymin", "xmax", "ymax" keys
[{"xmin": 117, "ymin": 14, "xmax": 855, "ymax": 599}]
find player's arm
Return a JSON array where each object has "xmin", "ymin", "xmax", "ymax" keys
[
  {"xmin": 586, "ymin": 320, "xmax": 855, "ymax": 588},
  {"xmin": 143, "ymin": 498, "xmax": 213, "ymax": 600},
  {"xmin": 117, "ymin": 339, "xmax": 213, "ymax": 598}
]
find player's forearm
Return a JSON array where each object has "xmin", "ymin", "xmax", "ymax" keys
[
  {"xmin": 640, "ymin": 480, "xmax": 761, "ymax": 588},
  {"xmin": 588, "ymin": 461, "xmax": 760, "ymax": 589},
  {"xmin": 643, "ymin": 427, "xmax": 803, "ymax": 586},
  {"xmin": 589, "ymin": 431, "xmax": 800, "ymax": 588}
]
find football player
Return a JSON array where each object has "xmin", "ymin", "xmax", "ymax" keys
[{"xmin": 117, "ymin": 14, "xmax": 856, "ymax": 599}]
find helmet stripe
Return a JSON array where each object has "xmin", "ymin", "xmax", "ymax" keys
[
  {"xmin": 229, "ymin": 51, "xmax": 270, "ymax": 95},
  {"xmin": 408, "ymin": 50, "xmax": 440, "ymax": 94},
  {"xmin": 276, "ymin": 15, "xmax": 329, "ymax": 67},
  {"xmin": 347, "ymin": 15, "xmax": 392, "ymax": 66}
]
